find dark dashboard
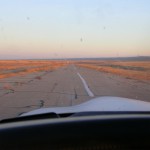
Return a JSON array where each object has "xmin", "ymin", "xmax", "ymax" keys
[{"xmin": 0, "ymin": 112, "xmax": 150, "ymax": 150}]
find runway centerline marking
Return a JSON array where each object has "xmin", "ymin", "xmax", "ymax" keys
[{"xmin": 77, "ymin": 72, "xmax": 94, "ymax": 97}]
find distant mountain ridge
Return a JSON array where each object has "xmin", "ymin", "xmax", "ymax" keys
[
  {"xmin": 67, "ymin": 56, "xmax": 150, "ymax": 61},
  {"xmin": 0, "ymin": 56, "xmax": 150, "ymax": 61}
]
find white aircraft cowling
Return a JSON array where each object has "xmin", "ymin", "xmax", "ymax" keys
[{"xmin": 21, "ymin": 96, "xmax": 150, "ymax": 117}]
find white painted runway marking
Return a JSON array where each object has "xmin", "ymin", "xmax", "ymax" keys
[{"xmin": 77, "ymin": 72, "xmax": 94, "ymax": 97}]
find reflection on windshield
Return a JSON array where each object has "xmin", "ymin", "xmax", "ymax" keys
[{"xmin": 0, "ymin": 0, "xmax": 150, "ymax": 120}]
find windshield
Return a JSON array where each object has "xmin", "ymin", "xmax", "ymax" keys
[{"xmin": 0, "ymin": 0, "xmax": 150, "ymax": 120}]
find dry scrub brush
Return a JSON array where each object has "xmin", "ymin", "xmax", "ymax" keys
[{"xmin": 77, "ymin": 62, "xmax": 150, "ymax": 81}]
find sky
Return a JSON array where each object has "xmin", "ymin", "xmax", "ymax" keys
[{"xmin": 0, "ymin": 0, "xmax": 150, "ymax": 59}]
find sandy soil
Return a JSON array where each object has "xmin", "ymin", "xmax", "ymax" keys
[{"xmin": 0, "ymin": 64, "xmax": 149, "ymax": 120}]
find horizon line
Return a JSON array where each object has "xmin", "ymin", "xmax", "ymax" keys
[{"xmin": 0, "ymin": 56, "xmax": 149, "ymax": 61}]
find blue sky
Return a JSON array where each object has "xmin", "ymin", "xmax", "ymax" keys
[{"xmin": 0, "ymin": 0, "xmax": 150, "ymax": 59}]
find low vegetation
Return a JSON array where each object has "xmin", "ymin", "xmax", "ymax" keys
[
  {"xmin": 76, "ymin": 60, "xmax": 150, "ymax": 81},
  {"xmin": 0, "ymin": 60, "xmax": 67, "ymax": 79}
]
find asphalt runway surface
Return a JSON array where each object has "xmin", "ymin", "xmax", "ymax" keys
[{"xmin": 0, "ymin": 64, "xmax": 149, "ymax": 120}]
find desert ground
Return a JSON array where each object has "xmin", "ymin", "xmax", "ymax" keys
[{"xmin": 0, "ymin": 60, "xmax": 149, "ymax": 120}]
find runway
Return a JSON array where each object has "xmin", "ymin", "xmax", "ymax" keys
[{"xmin": 0, "ymin": 64, "xmax": 149, "ymax": 120}]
